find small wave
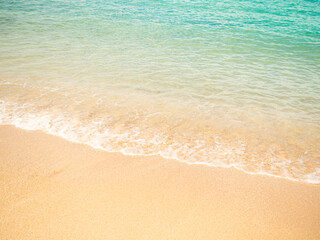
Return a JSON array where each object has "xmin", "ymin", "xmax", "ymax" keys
[{"xmin": 1, "ymin": 99, "xmax": 319, "ymax": 185}]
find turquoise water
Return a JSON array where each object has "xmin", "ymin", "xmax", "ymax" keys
[{"xmin": 1, "ymin": 0, "xmax": 320, "ymax": 183}]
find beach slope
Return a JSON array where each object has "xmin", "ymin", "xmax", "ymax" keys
[{"xmin": 0, "ymin": 125, "xmax": 319, "ymax": 240}]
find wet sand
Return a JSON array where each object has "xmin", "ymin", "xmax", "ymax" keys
[{"xmin": 0, "ymin": 125, "xmax": 319, "ymax": 240}]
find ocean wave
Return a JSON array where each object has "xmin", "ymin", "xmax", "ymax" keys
[{"xmin": 1, "ymin": 98, "xmax": 319, "ymax": 185}]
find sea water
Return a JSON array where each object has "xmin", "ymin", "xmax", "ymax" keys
[{"xmin": 0, "ymin": 0, "xmax": 319, "ymax": 183}]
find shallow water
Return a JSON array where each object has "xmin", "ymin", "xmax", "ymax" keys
[{"xmin": 0, "ymin": 0, "xmax": 319, "ymax": 183}]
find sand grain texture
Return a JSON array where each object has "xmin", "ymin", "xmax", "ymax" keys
[{"xmin": 0, "ymin": 125, "xmax": 319, "ymax": 240}]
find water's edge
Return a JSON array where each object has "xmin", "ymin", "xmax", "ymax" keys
[{"xmin": 2, "ymin": 121, "xmax": 319, "ymax": 185}]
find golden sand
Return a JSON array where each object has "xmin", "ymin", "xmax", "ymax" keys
[{"xmin": 0, "ymin": 125, "xmax": 319, "ymax": 240}]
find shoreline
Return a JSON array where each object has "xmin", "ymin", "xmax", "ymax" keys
[
  {"xmin": 1, "ymin": 119, "xmax": 318, "ymax": 185},
  {"xmin": 1, "ymin": 125, "xmax": 320, "ymax": 239}
]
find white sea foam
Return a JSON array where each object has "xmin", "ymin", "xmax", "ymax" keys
[{"xmin": 1, "ymin": 99, "xmax": 319, "ymax": 185}]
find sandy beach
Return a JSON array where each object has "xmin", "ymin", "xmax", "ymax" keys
[
  {"xmin": 0, "ymin": 125, "xmax": 319, "ymax": 239},
  {"xmin": 1, "ymin": 0, "xmax": 320, "ymax": 239}
]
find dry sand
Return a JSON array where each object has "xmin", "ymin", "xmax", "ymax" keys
[{"xmin": 0, "ymin": 125, "xmax": 319, "ymax": 240}]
